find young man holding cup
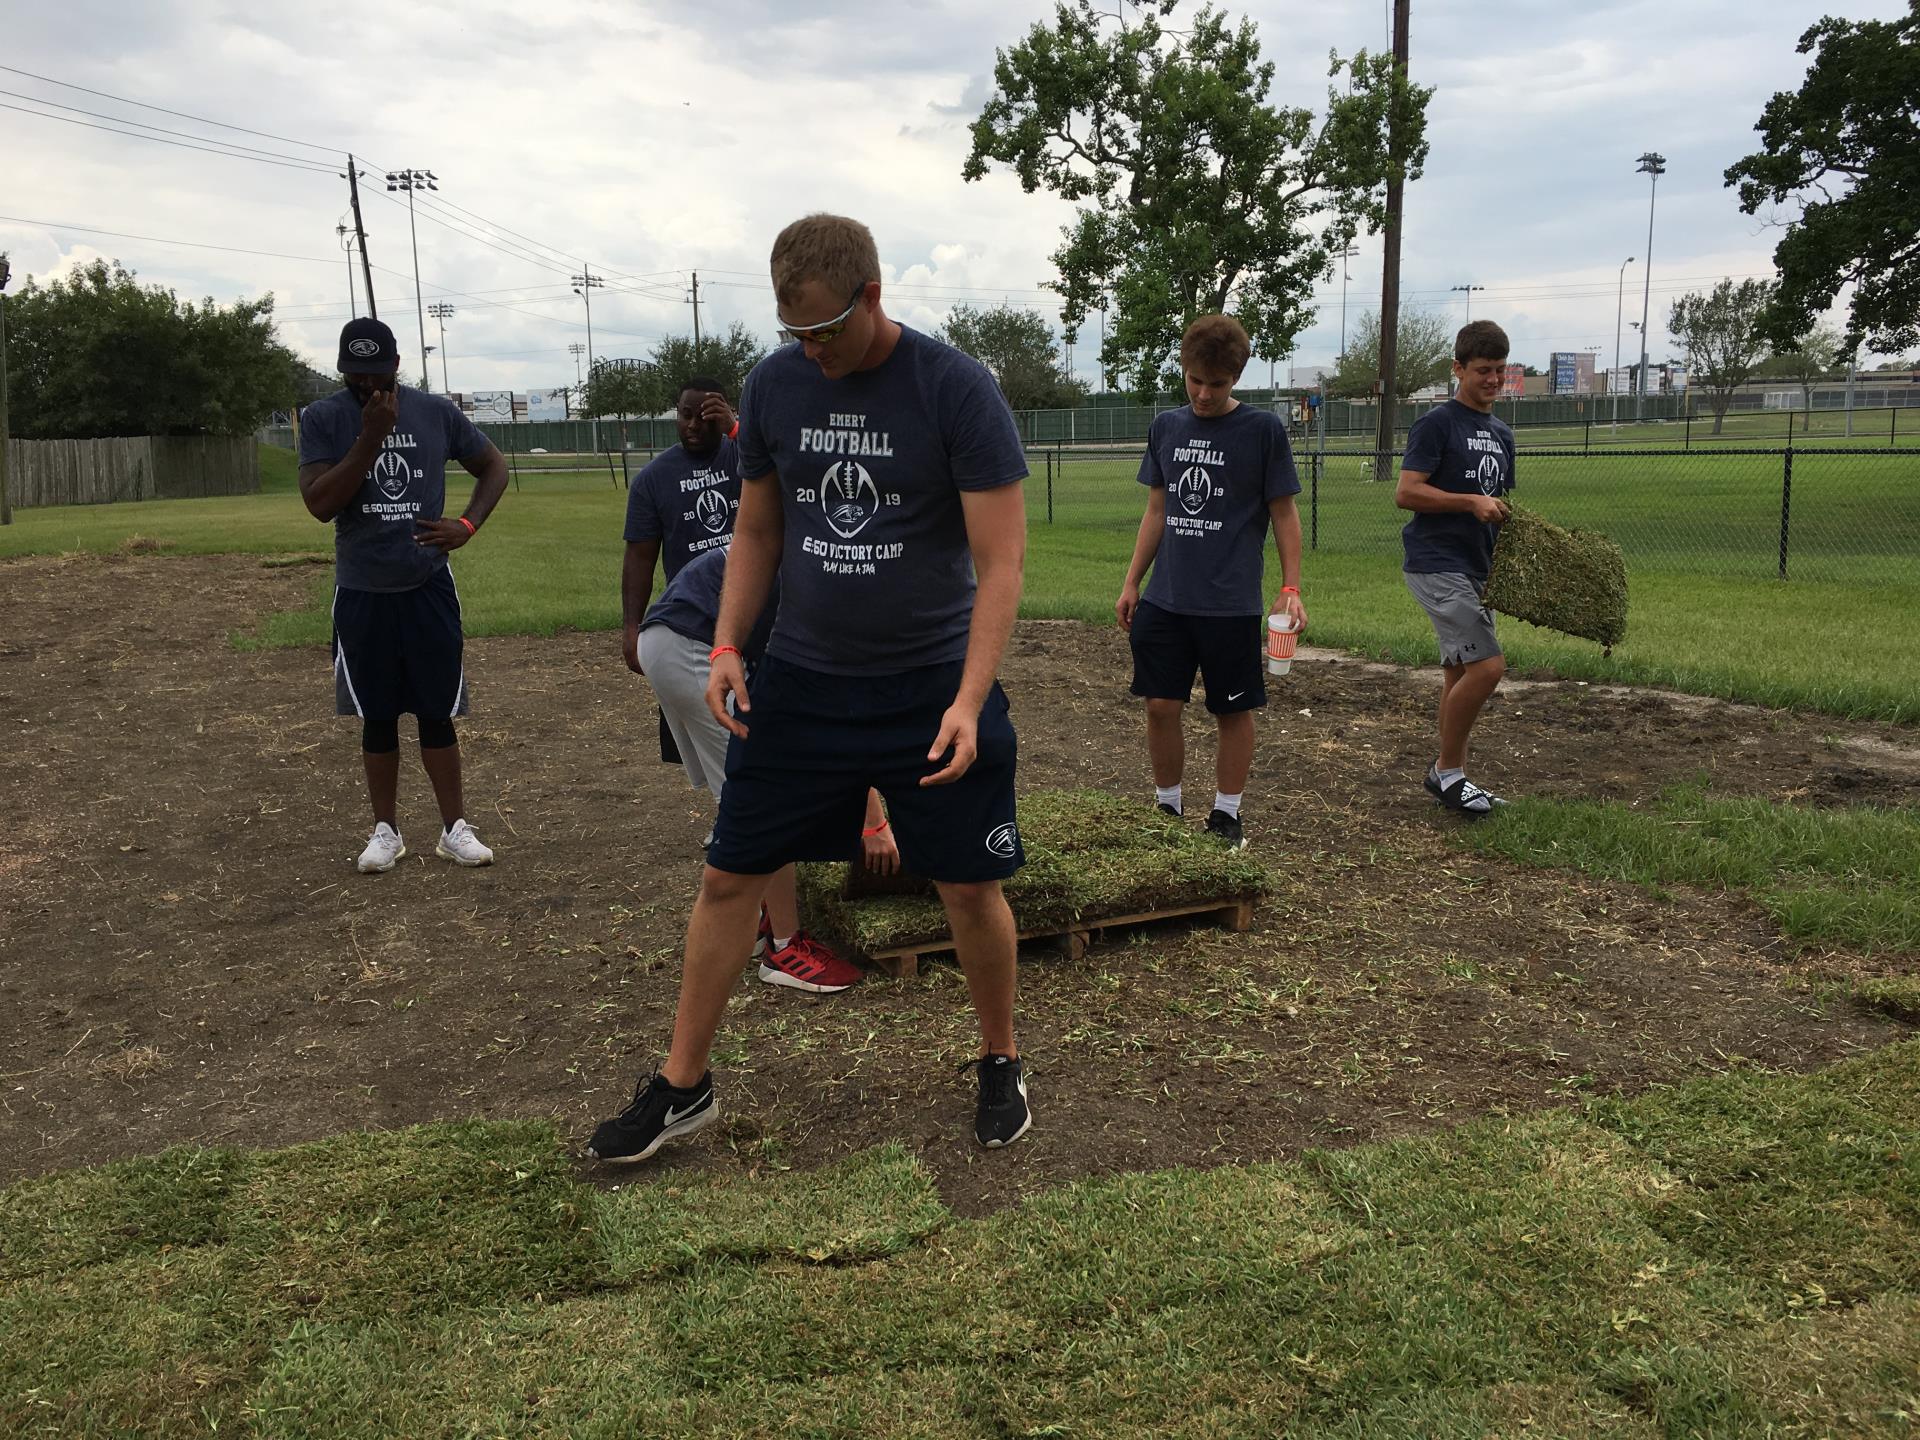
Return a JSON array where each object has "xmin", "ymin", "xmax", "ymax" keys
[{"xmin": 1115, "ymin": 314, "xmax": 1307, "ymax": 850}]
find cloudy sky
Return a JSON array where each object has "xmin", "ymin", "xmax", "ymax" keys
[{"xmin": 2, "ymin": 0, "xmax": 1899, "ymax": 394}]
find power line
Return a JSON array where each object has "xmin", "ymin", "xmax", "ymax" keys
[
  {"xmin": 414, "ymin": 191, "xmax": 589, "ymax": 269},
  {"xmin": 0, "ymin": 63, "xmax": 343, "ymax": 156},
  {"xmin": 0, "ymin": 100, "xmax": 338, "ymax": 173},
  {"xmin": 0, "ymin": 213, "xmax": 340, "ymax": 266},
  {"xmin": 0, "ymin": 88, "xmax": 338, "ymax": 170}
]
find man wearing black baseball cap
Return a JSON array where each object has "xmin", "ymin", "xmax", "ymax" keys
[{"xmin": 298, "ymin": 318, "xmax": 512, "ymax": 873}]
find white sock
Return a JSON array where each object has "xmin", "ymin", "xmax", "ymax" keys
[
  {"xmin": 1213, "ymin": 791, "xmax": 1242, "ymax": 819},
  {"xmin": 1434, "ymin": 765, "xmax": 1465, "ymax": 788},
  {"xmin": 1155, "ymin": 784, "xmax": 1182, "ymax": 814},
  {"xmin": 773, "ymin": 934, "xmax": 793, "ymax": 952}
]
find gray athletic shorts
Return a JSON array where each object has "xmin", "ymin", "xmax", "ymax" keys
[
  {"xmin": 637, "ymin": 624, "xmax": 732, "ymax": 798},
  {"xmin": 1405, "ymin": 571, "xmax": 1502, "ymax": 667}
]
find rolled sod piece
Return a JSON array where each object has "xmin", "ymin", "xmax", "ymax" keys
[
  {"xmin": 1482, "ymin": 504, "xmax": 1629, "ymax": 651},
  {"xmin": 797, "ymin": 789, "xmax": 1268, "ymax": 957}
]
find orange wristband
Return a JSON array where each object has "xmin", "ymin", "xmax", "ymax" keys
[
  {"xmin": 726, "ymin": 420, "xmax": 740, "ymax": 440},
  {"xmin": 1281, "ymin": 585, "xmax": 1299, "ymax": 594},
  {"xmin": 457, "ymin": 516, "xmax": 476, "ymax": 536},
  {"xmin": 708, "ymin": 644, "xmax": 741, "ymax": 662},
  {"xmin": 862, "ymin": 820, "xmax": 890, "ymax": 837}
]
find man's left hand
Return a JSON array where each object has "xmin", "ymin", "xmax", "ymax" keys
[
  {"xmin": 415, "ymin": 518, "xmax": 473, "ymax": 553},
  {"xmin": 922, "ymin": 702, "xmax": 980, "ymax": 787}
]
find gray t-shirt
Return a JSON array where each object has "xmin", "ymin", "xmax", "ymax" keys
[
  {"xmin": 737, "ymin": 327, "xmax": 1027, "ymax": 675},
  {"xmin": 623, "ymin": 439, "xmax": 742, "ymax": 580},
  {"xmin": 1401, "ymin": 399, "xmax": 1516, "ymax": 579},
  {"xmin": 299, "ymin": 386, "xmax": 488, "ymax": 592},
  {"xmin": 1138, "ymin": 403, "xmax": 1300, "ymax": 616}
]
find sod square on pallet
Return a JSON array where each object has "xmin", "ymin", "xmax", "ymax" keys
[
  {"xmin": 1483, "ymin": 504, "xmax": 1630, "ymax": 651},
  {"xmin": 795, "ymin": 788, "xmax": 1268, "ymax": 961}
]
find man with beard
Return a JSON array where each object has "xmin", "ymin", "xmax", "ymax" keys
[{"xmin": 297, "ymin": 318, "xmax": 511, "ymax": 872}]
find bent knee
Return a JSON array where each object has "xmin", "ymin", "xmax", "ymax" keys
[
  {"xmin": 935, "ymin": 879, "xmax": 1008, "ymax": 915},
  {"xmin": 699, "ymin": 865, "xmax": 768, "ymax": 904}
]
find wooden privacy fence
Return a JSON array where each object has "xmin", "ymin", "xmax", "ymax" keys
[{"xmin": 7, "ymin": 436, "xmax": 259, "ymax": 508}]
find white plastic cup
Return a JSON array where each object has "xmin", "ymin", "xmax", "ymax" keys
[{"xmin": 1266, "ymin": 612, "xmax": 1299, "ymax": 676}]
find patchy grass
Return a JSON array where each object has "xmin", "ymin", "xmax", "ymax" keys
[
  {"xmin": 1465, "ymin": 784, "xmax": 1920, "ymax": 954},
  {"xmin": 4, "ymin": 1045, "xmax": 1919, "ymax": 1435},
  {"xmin": 796, "ymin": 789, "xmax": 1266, "ymax": 954}
]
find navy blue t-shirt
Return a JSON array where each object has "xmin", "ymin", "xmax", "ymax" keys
[
  {"xmin": 299, "ymin": 386, "xmax": 489, "ymax": 592},
  {"xmin": 737, "ymin": 327, "xmax": 1027, "ymax": 675},
  {"xmin": 1401, "ymin": 400, "xmax": 1516, "ymax": 579},
  {"xmin": 1138, "ymin": 403, "xmax": 1300, "ymax": 616},
  {"xmin": 623, "ymin": 438, "xmax": 742, "ymax": 579},
  {"xmin": 640, "ymin": 543, "xmax": 778, "ymax": 659}
]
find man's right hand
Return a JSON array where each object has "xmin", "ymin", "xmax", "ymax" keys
[
  {"xmin": 707, "ymin": 650, "xmax": 750, "ymax": 738},
  {"xmin": 623, "ymin": 624, "xmax": 644, "ymax": 675},
  {"xmin": 360, "ymin": 386, "xmax": 400, "ymax": 446},
  {"xmin": 1470, "ymin": 494, "xmax": 1511, "ymax": 524}
]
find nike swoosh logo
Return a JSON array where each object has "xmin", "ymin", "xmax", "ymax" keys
[
  {"xmin": 1227, "ymin": 691, "xmax": 1246, "ymax": 701},
  {"xmin": 664, "ymin": 1099, "xmax": 704, "ymax": 1126}
]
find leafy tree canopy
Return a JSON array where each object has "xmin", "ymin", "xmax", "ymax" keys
[
  {"xmin": 1669, "ymin": 279, "xmax": 1776, "ymax": 434},
  {"xmin": 935, "ymin": 303, "xmax": 1089, "ymax": 410},
  {"xmin": 1325, "ymin": 309, "xmax": 1451, "ymax": 399},
  {"xmin": 577, "ymin": 323, "xmax": 767, "ymax": 419}
]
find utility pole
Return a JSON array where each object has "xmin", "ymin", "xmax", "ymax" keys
[
  {"xmin": 428, "ymin": 303, "xmax": 455, "ymax": 393},
  {"xmin": 344, "ymin": 155, "xmax": 377, "ymax": 319},
  {"xmin": 0, "ymin": 253, "xmax": 12, "ymax": 525},
  {"xmin": 1635, "ymin": 151, "xmax": 1666, "ymax": 420},
  {"xmin": 386, "ymin": 168, "xmax": 438, "ymax": 391},
  {"xmin": 572, "ymin": 268, "xmax": 604, "ymax": 452},
  {"xmin": 687, "ymin": 271, "xmax": 702, "ymax": 347},
  {"xmin": 569, "ymin": 342, "xmax": 586, "ymax": 385},
  {"xmin": 1612, "ymin": 256, "xmax": 1635, "ymax": 432},
  {"xmin": 1372, "ymin": 0, "xmax": 1411, "ymax": 482}
]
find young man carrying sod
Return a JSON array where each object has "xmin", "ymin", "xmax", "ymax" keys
[
  {"xmin": 1395, "ymin": 319, "xmax": 1516, "ymax": 815},
  {"xmin": 1115, "ymin": 314, "xmax": 1307, "ymax": 850},
  {"xmin": 298, "ymin": 318, "xmax": 511, "ymax": 871},
  {"xmin": 622, "ymin": 379, "xmax": 741, "ymax": 771},
  {"xmin": 638, "ymin": 543, "xmax": 884, "ymax": 993},
  {"xmin": 590, "ymin": 213, "xmax": 1033, "ymax": 1160}
]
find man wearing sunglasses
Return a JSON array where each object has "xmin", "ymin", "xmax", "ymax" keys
[{"xmin": 590, "ymin": 213, "xmax": 1033, "ymax": 1162}]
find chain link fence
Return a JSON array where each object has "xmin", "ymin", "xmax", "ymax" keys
[{"xmin": 1027, "ymin": 443, "xmax": 1919, "ymax": 586}]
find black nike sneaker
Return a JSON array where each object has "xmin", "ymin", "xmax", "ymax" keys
[
  {"xmin": 586, "ymin": 1070, "xmax": 716, "ymax": 1163},
  {"xmin": 1204, "ymin": 808, "xmax": 1246, "ymax": 850},
  {"xmin": 964, "ymin": 1053, "xmax": 1031, "ymax": 1148}
]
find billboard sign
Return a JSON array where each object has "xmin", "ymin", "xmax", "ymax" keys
[
  {"xmin": 525, "ymin": 388, "xmax": 570, "ymax": 422},
  {"xmin": 1502, "ymin": 363, "xmax": 1525, "ymax": 397},
  {"xmin": 466, "ymin": 390, "xmax": 517, "ymax": 423}
]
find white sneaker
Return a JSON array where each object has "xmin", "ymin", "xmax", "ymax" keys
[
  {"xmin": 435, "ymin": 818, "xmax": 494, "ymax": 866},
  {"xmin": 356, "ymin": 822, "xmax": 406, "ymax": 873}
]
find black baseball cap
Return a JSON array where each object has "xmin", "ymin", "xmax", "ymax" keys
[{"xmin": 337, "ymin": 317, "xmax": 400, "ymax": 374}]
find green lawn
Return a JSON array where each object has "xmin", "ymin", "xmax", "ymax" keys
[
  {"xmin": 3, "ymin": 444, "xmax": 1917, "ymax": 721},
  {"xmin": 4, "ymin": 1043, "xmax": 1917, "ymax": 1435}
]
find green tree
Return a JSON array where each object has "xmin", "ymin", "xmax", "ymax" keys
[
  {"xmin": 1669, "ymin": 279, "xmax": 1776, "ymax": 435},
  {"xmin": 646, "ymin": 322, "xmax": 767, "ymax": 409},
  {"xmin": 1753, "ymin": 321, "xmax": 1842, "ymax": 410},
  {"xmin": 963, "ymin": 0, "xmax": 1430, "ymax": 398},
  {"xmin": 1325, "ymin": 309, "xmax": 1451, "ymax": 399},
  {"xmin": 935, "ymin": 303, "xmax": 1089, "ymax": 410},
  {"xmin": 577, "ymin": 359, "xmax": 652, "ymax": 422},
  {"xmin": 7, "ymin": 259, "xmax": 303, "ymax": 438},
  {"xmin": 1724, "ymin": 3, "xmax": 1920, "ymax": 354}
]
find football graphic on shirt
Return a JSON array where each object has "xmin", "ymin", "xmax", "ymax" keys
[
  {"xmin": 694, "ymin": 486, "xmax": 732, "ymax": 534},
  {"xmin": 1476, "ymin": 453, "xmax": 1505, "ymax": 495},
  {"xmin": 372, "ymin": 448, "xmax": 411, "ymax": 501},
  {"xmin": 822, "ymin": 459, "xmax": 878, "ymax": 539},
  {"xmin": 1176, "ymin": 465, "xmax": 1214, "ymax": 515}
]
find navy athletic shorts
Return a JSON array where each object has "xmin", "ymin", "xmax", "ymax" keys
[
  {"xmin": 330, "ymin": 567, "xmax": 469, "ymax": 721},
  {"xmin": 705, "ymin": 654, "xmax": 1024, "ymax": 884},
  {"xmin": 1128, "ymin": 600, "xmax": 1265, "ymax": 714}
]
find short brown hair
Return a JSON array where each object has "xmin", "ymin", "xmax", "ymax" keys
[
  {"xmin": 1180, "ymin": 314, "xmax": 1251, "ymax": 379},
  {"xmin": 1455, "ymin": 320, "xmax": 1510, "ymax": 365},
  {"xmin": 770, "ymin": 214, "xmax": 881, "ymax": 309}
]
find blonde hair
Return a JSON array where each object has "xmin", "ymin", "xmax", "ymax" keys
[
  {"xmin": 770, "ymin": 214, "xmax": 881, "ymax": 309},
  {"xmin": 1180, "ymin": 314, "xmax": 1251, "ymax": 379}
]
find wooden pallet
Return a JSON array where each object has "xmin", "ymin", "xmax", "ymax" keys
[{"xmin": 861, "ymin": 895, "xmax": 1257, "ymax": 977}]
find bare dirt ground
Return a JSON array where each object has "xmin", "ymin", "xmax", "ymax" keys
[{"xmin": 2, "ymin": 554, "xmax": 1914, "ymax": 1215}]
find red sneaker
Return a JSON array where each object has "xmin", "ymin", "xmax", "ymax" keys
[{"xmin": 758, "ymin": 931, "xmax": 863, "ymax": 994}]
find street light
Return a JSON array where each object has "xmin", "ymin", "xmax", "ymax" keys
[
  {"xmin": 571, "ymin": 268, "xmax": 604, "ymax": 452},
  {"xmin": 336, "ymin": 222, "xmax": 359, "ymax": 318},
  {"xmin": 1612, "ymin": 256, "xmax": 1636, "ymax": 431},
  {"xmin": 427, "ymin": 302, "xmax": 455, "ymax": 394},
  {"xmin": 384, "ymin": 168, "xmax": 438, "ymax": 391},
  {"xmin": 1450, "ymin": 283, "xmax": 1485, "ymax": 323},
  {"xmin": 1336, "ymin": 244, "xmax": 1360, "ymax": 359},
  {"xmin": 1634, "ymin": 152, "xmax": 1666, "ymax": 419}
]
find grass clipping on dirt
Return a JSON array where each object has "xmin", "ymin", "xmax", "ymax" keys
[
  {"xmin": 1483, "ymin": 504, "xmax": 1629, "ymax": 652},
  {"xmin": 797, "ymin": 789, "xmax": 1266, "ymax": 955}
]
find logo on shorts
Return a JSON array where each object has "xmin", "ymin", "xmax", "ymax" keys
[
  {"xmin": 822, "ymin": 460, "xmax": 878, "ymax": 539},
  {"xmin": 694, "ymin": 486, "xmax": 732, "ymax": 534},
  {"xmin": 985, "ymin": 822, "xmax": 1019, "ymax": 859},
  {"xmin": 371, "ymin": 447, "xmax": 411, "ymax": 500},
  {"xmin": 1176, "ymin": 465, "xmax": 1214, "ymax": 515},
  {"xmin": 347, "ymin": 338, "xmax": 383, "ymax": 358},
  {"xmin": 1476, "ymin": 454, "xmax": 1506, "ymax": 495}
]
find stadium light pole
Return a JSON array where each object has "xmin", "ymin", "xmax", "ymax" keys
[
  {"xmin": 1634, "ymin": 152, "xmax": 1665, "ymax": 420},
  {"xmin": 1336, "ymin": 244, "xmax": 1360, "ymax": 359},
  {"xmin": 1450, "ymin": 283, "xmax": 1485, "ymax": 323},
  {"xmin": 385, "ymin": 168, "xmax": 438, "ymax": 391},
  {"xmin": 1612, "ymin": 256, "xmax": 1636, "ymax": 432},
  {"xmin": 568, "ymin": 342, "xmax": 586, "ymax": 385},
  {"xmin": 572, "ymin": 268, "xmax": 604, "ymax": 453},
  {"xmin": 427, "ymin": 303, "xmax": 455, "ymax": 393}
]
